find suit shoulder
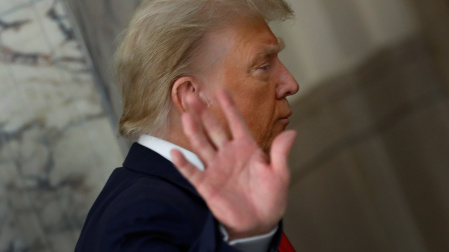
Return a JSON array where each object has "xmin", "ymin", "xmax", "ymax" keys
[
  {"xmin": 85, "ymin": 167, "xmax": 208, "ymax": 230},
  {"xmin": 77, "ymin": 167, "xmax": 211, "ymax": 250}
]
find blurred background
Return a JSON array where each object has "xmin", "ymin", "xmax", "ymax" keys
[{"xmin": 0, "ymin": 0, "xmax": 448, "ymax": 251}]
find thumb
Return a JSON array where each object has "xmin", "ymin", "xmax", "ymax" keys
[{"xmin": 270, "ymin": 130, "xmax": 297, "ymax": 172}]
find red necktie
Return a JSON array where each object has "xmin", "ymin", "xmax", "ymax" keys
[{"xmin": 278, "ymin": 232, "xmax": 296, "ymax": 252}]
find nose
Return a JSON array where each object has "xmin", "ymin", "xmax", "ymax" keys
[{"xmin": 276, "ymin": 61, "xmax": 300, "ymax": 99}]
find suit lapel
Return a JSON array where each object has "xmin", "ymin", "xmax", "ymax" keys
[{"xmin": 123, "ymin": 143, "xmax": 201, "ymax": 198}]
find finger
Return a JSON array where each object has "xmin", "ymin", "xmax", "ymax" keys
[
  {"xmin": 182, "ymin": 112, "xmax": 215, "ymax": 162},
  {"xmin": 202, "ymin": 110, "xmax": 228, "ymax": 147},
  {"xmin": 270, "ymin": 130, "xmax": 296, "ymax": 174},
  {"xmin": 186, "ymin": 93, "xmax": 228, "ymax": 147},
  {"xmin": 216, "ymin": 88, "xmax": 251, "ymax": 139},
  {"xmin": 171, "ymin": 149, "xmax": 202, "ymax": 186}
]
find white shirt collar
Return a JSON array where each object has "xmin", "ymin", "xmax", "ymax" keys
[{"xmin": 137, "ymin": 135, "xmax": 205, "ymax": 171}]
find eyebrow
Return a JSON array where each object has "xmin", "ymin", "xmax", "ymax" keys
[{"xmin": 248, "ymin": 37, "xmax": 286, "ymax": 71}]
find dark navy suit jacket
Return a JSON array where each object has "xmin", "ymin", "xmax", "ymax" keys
[{"xmin": 75, "ymin": 143, "xmax": 282, "ymax": 251}]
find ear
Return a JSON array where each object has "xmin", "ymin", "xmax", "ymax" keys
[{"xmin": 171, "ymin": 76, "xmax": 201, "ymax": 113}]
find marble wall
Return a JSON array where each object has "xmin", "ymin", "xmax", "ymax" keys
[
  {"xmin": 61, "ymin": 0, "xmax": 142, "ymax": 139},
  {"xmin": 0, "ymin": 0, "xmax": 123, "ymax": 251}
]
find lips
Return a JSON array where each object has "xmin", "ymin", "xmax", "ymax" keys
[{"xmin": 280, "ymin": 110, "xmax": 292, "ymax": 120}]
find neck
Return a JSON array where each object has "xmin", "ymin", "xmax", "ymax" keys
[{"xmin": 155, "ymin": 127, "xmax": 194, "ymax": 154}]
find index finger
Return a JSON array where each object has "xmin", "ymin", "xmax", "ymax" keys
[{"xmin": 216, "ymin": 88, "xmax": 251, "ymax": 139}]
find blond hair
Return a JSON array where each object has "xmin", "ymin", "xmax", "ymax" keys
[{"xmin": 115, "ymin": 0, "xmax": 293, "ymax": 138}]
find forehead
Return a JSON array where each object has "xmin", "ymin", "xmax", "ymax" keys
[
  {"xmin": 191, "ymin": 16, "xmax": 279, "ymax": 73},
  {"xmin": 219, "ymin": 16, "xmax": 279, "ymax": 61}
]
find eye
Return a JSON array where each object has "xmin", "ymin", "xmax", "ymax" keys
[{"xmin": 257, "ymin": 64, "xmax": 270, "ymax": 71}]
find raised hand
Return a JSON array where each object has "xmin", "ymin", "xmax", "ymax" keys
[{"xmin": 171, "ymin": 88, "xmax": 296, "ymax": 240}]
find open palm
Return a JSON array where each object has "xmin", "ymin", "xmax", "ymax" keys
[{"xmin": 171, "ymin": 88, "xmax": 296, "ymax": 240}]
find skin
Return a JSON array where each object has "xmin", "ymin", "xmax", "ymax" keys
[
  {"xmin": 167, "ymin": 15, "xmax": 299, "ymax": 152},
  {"xmin": 165, "ymin": 14, "xmax": 300, "ymax": 240},
  {"xmin": 194, "ymin": 15, "xmax": 300, "ymax": 152},
  {"xmin": 171, "ymin": 89, "xmax": 296, "ymax": 240}
]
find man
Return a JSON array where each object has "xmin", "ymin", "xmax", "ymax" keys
[{"xmin": 76, "ymin": 0, "xmax": 299, "ymax": 251}]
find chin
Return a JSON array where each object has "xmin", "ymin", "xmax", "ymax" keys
[
  {"xmin": 256, "ymin": 124, "xmax": 285, "ymax": 152},
  {"xmin": 261, "ymin": 134, "xmax": 278, "ymax": 153},
  {"xmin": 274, "ymin": 124, "xmax": 287, "ymax": 136}
]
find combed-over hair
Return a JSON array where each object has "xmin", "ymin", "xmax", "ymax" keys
[{"xmin": 115, "ymin": 0, "xmax": 293, "ymax": 138}]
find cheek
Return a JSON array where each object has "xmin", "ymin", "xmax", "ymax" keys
[
  {"xmin": 233, "ymin": 89, "xmax": 278, "ymax": 143},
  {"xmin": 218, "ymin": 69, "xmax": 278, "ymax": 143}
]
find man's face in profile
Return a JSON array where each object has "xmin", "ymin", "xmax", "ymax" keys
[{"xmin": 193, "ymin": 15, "xmax": 299, "ymax": 151}]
